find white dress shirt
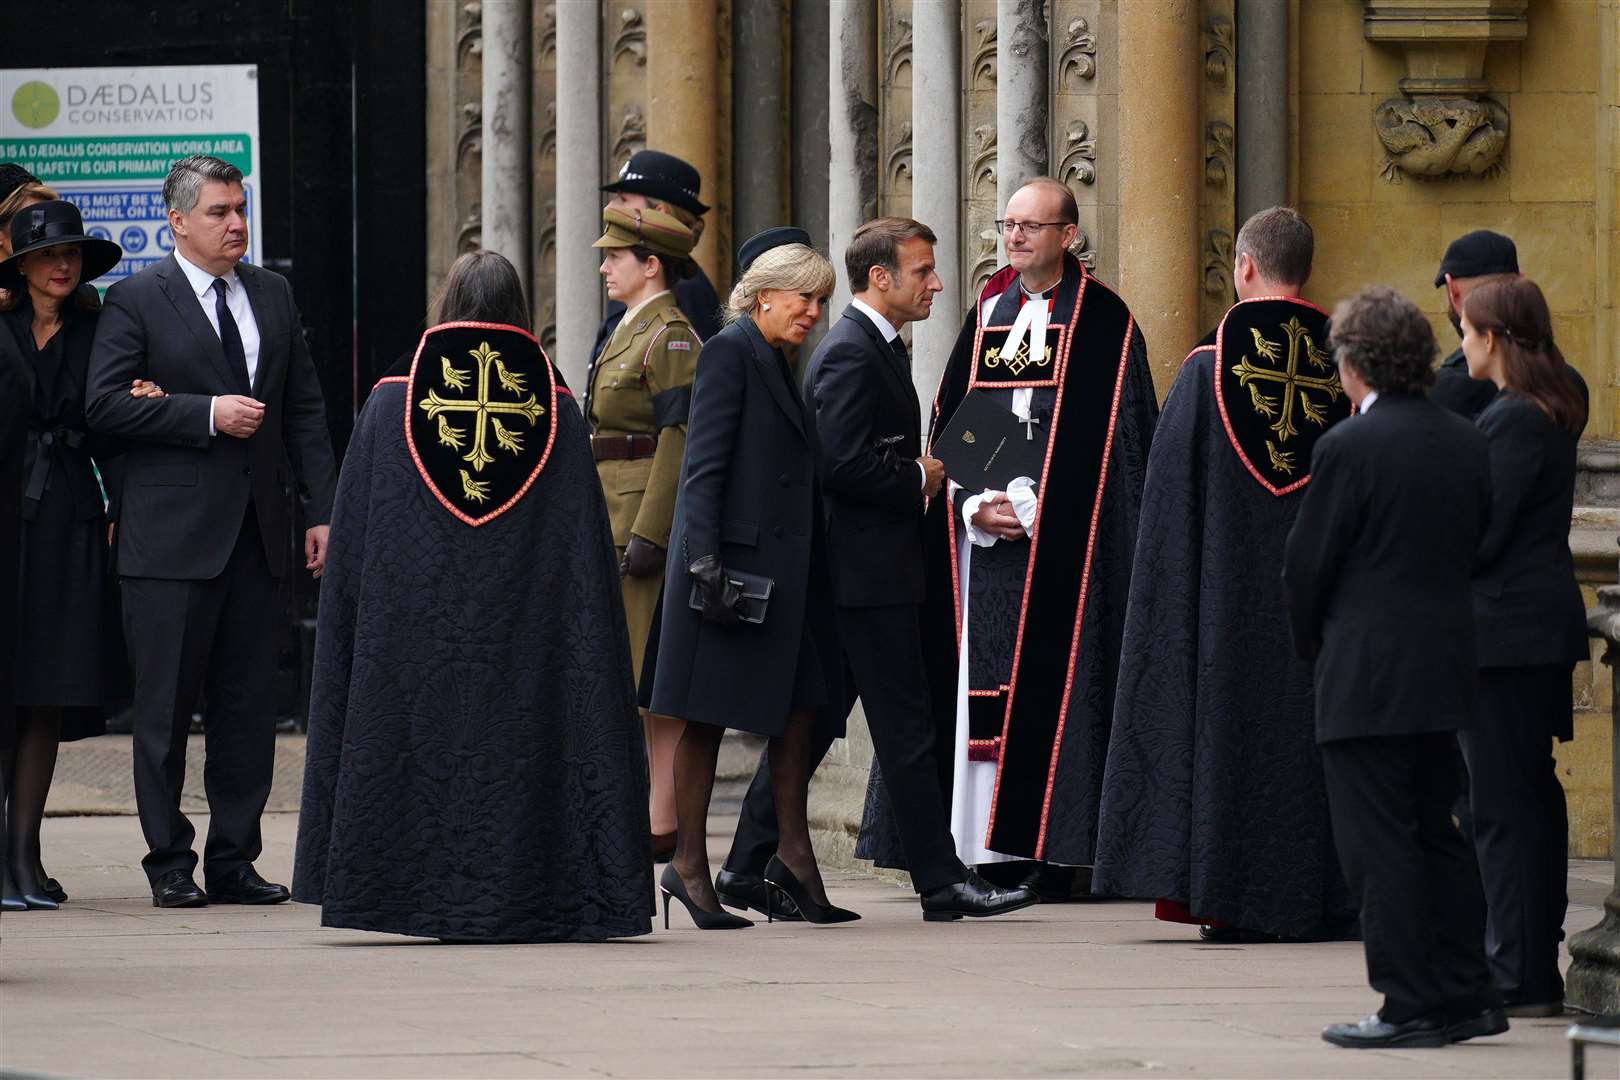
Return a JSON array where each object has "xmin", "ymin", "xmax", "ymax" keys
[
  {"xmin": 1359, "ymin": 389, "xmax": 1378, "ymax": 413},
  {"xmin": 173, "ymin": 248, "xmax": 262, "ymax": 437},
  {"xmin": 849, "ymin": 296, "xmax": 928, "ymax": 492}
]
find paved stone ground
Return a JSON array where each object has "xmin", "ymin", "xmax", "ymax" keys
[{"xmin": 1, "ymin": 803, "xmax": 1613, "ymax": 1079}]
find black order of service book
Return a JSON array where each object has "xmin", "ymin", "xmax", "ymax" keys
[{"xmin": 932, "ymin": 389, "xmax": 1049, "ymax": 493}]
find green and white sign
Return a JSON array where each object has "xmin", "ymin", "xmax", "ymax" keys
[{"xmin": 0, "ymin": 65, "xmax": 262, "ymax": 287}]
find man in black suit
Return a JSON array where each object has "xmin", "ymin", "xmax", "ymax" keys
[
  {"xmin": 1430, "ymin": 230, "xmax": 1518, "ymax": 420},
  {"xmin": 1283, "ymin": 285, "xmax": 1505, "ymax": 1049},
  {"xmin": 86, "ymin": 155, "xmax": 337, "ymax": 908},
  {"xmin": 716, "ymin": 218, "xmax": 1035, "ymax": 923}
]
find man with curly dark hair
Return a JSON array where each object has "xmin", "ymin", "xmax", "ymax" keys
[{"xmin": 1283, "ymin": 286, "xmax": 1505, "ymax": 1049}]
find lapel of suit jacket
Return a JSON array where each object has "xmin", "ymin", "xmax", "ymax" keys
[
  {"xmin": 740, "ymin": 317, "xmax": 806, "ymax": 440},
  {"xmin": 156, "ymin": 255, "xmax": 249, "ymax": 395},
  {"xmin": 236, "ymin": 262, "xmax": 280, "ymax": 398},
  {"xmin": 843, "ymin": 306, "xmax": 921, "ymax": 440}
]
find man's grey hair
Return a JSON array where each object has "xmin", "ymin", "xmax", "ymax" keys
[
  {"xmin": 163, "ymin": 155, "xmax": 243, "ymax": 213},
  {"xmin": 1235, "ymin": 206, "xmax": 1313, "ymax": 288}
]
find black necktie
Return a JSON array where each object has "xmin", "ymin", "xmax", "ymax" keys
[
  {"xmin": 890, "ymin": 334, "xmax": 911, "ymax": 375},
  {"xmin": 211, "ymin": 277, "xmax": 248, "ymax": 388}
]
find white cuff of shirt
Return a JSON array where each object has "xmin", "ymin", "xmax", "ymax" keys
[
  {"xmin": 1007, "ymin": 476, "xmax": 1039, "ymax": 534},
  {"xmin": 916, "ymin": 459, "xmax": 927, "ymax": 491},
  {"xmin": 209, "ymin": 396, "xmax": 217, "ymax": 437},
  {"xmin": 963, "ymin": 492, "xmax": 997, "ymax": 547},
  {"xmin": 962, "ymin": 476, "xmax": 1038, "ymax": 547}
]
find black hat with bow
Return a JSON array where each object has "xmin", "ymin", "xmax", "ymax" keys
[{"xmin": 0, "ymin": 200, "xmax": 123, "ymax": 289}]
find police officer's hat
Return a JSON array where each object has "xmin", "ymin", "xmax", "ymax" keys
[
  {"xmin": 593, "ymin": 204, "xmax": 696, "ymax": 261},
  {"xmin": 601, "ymin": 150, "xmax": 709, "ymax": 216}
]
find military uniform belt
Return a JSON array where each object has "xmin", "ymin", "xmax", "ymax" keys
[{"xmin": 591, "ymin": 433, "xmax": 659, "ymax": 461}]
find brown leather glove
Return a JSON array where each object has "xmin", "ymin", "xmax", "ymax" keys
[
  {"xmin": 621, "ymin": 534, "xmax": 666, "ymax": 578},
  {"xmin": 688, "ymin": 554, "xmax": 743, "ymax": 625}
]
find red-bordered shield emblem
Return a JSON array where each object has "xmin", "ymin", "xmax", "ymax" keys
[
  {"xmin": 1213, "ymin": 297, "xmax": 1349, "ymax": 496},
  {"xmin": 404, "ymin": 321, "xmax": 559, "ymax": 526}
]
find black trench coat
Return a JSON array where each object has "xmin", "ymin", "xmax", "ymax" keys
[{"xmin": 649, "ymin": 316, "xmax": 841, "ymax": 739}]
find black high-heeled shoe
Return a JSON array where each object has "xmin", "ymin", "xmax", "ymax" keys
[
  {"xmin": 38, "ymin": 863, "xmax": 66, "ymax": 904},
  {"xmin": 763, "ymin": 855, "xmax": 860, "ymax": 925},
  {"xmin": 659, "ymin": 864, "xmax": 752, "ymax": 930},
  {"xmin": 2, "ymin": 864, "xmax": 32, "ymax": 912},
  {"xmin": 4, "ymin": 862, "xmax": 59, "ymax": 911}
]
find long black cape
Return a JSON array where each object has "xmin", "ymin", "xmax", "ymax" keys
[
  {"xmin": 858, "ymin": 258, "xmax": 1157, "ymax": 867},
  {"xmin": 294, "ymin": 330, "xmax": 652, "ymax": 942},
  {"xmin": 1091, "ymin": 298, "xmax": 1355, "ymax": 938}
]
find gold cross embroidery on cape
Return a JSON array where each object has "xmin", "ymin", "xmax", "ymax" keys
[{"xmin": 418, "ymin": 340, "xmax": 547, "ymax": 504}]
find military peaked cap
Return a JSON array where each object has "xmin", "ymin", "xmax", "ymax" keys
[{"xmin": 593, "ymin": 205, "xmax": 696, "ymax": 261}]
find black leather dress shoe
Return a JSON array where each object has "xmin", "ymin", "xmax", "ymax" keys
[
  {"xmin": 1448, "ymin": 1006, "xmax": 1509, "ymax": 1042},
  {"xmin": 1018, "ymin": 863, "xmax": 1079, "ymax": 902},
  {"xmin": 151, "ymin": 869, "xmax": 208, "ymax": 908},
  {"xmin": 714, "ymin": 868, "xmax": 801, "ymax": 920},
  {"xmin": 1502, "ymin": 999, "xmax": 1563, "ymax": 1018},
  {"xmin": 1321, "ymin": 1014, "xmax": 1448, "ymax": 1049},
  {"xmin": 206, "ymin": 866, "xmax": 290, "ymax": 905},
  {"xmin": 1199, "ymin": 925, "xmax": 1283, "ymax": 944},
  {"xmin": 920, "ymin": 870, "xmax": 1038, "ymax": 922}
]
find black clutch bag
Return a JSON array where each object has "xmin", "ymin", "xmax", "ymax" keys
[{"xmin": 689, "ymin": 568, "xmax": 774, "ymax": 625}]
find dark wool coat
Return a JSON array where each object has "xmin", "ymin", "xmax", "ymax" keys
[
  {"xmin": 3, "ymin": 299, "xmax": 125, "ymax": 730},
  {"xmin": 647, "ymin": 316, "xmax": 842, "ymax": 739}
]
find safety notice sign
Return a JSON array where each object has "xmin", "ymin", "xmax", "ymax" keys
[{"xmin": 0, "ymin": 65, "xmax": 262, "ymax": 289}]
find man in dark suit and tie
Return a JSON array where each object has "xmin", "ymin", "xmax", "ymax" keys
[
  {"xmin": 717, "ymin": 217, "xmax": 1035, "ymax": 922},
  {"xmin": 86, "ymin": 155, "xmax": 337, "ymax": 908},
  {"xmin": 1283, "ymin": 285, "xmax": 1504, "ymax": 1049}
]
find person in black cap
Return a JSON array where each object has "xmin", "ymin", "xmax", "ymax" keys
[
  {"xmin": 588, "ymin": 150, "xmax": 722, "ymax": 369},
  {"xmin": 0, "ymin": 200, "xmax": 131, "ymax": 910},
  {"xmin": 1431, "ymin": 229, "xmax": 1520, "ymax": 420}
]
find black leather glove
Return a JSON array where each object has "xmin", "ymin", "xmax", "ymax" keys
[
  {"xmin": 621, "ymin": 534, "xmax": 666, "ymax": 578},
  {"xmin": 688, "ymin": 554, "xmax": 743, "ymax": 625}
]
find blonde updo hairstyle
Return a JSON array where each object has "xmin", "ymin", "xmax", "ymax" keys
[{"xmin": 725, "ymin": 243, "xmax": 836, "ymax": 324}]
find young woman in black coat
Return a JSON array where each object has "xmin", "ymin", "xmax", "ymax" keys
[
  {"xmin": 0, "ymin": 200, "xmax": 146, "ymax": 909},
  {"xmin": 1457, "ymin": 275, "xmax": 1589, "ymax": 1016},
  {"xmin": 649, "ymin": 228, "xmax": 849, "ymax": 928}
]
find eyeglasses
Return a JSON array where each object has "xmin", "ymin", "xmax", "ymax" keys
[{"xmin": 994, "ymin": 220, "xmax": 1070, "ymax": 237}]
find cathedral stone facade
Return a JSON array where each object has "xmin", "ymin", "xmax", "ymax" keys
[{"xmin": 424, "ymin": 0, "xmax": 1620, "ymax": 859}]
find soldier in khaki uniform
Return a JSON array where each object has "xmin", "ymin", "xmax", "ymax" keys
[{"xmin": 590, "ymin": 204, "xmax": 701, "ymax": 860}]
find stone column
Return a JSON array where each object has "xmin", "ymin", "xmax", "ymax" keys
[
  {"xmin": 1236, "ymin": 0, "xmax": 1289, "ymax": 222},
  {"xmin": 480, "ymin": 0, "xmax": 531, "ymax": 285},
  {"xmin": 911, "ymin": 0, "xmax": 962, "ymax": 406},
  {"xmin": 1118, "ymin": 0, "xmax": 1201, "ymax": 390},
  {"xmin": 648, "ymin": 0, "xmax": 721, "ymax": 286},
  {"xmin": 552, "ymin": 0, "xmax": 602, "ymax": 390},
  {"xmin": 1598, "ymin": 0, "xmax": 1619, "ymax": 440},
  {"xmin": 996, "ymin": 0, "xmax": 1049, "ymax": 218},
  {"xmin": 828, "ymin": 0, "xmax": 878, "ymax": 314},
  {"xmin": 1570, "ymin": 580, "xmax": 1620, "ymax": 1013},
  {"xmin": 792, "ymin": 0, "xmax": 832, "ymax": 358},
  {"xmin": 734, "ymin": 0, "xmax": 787, "ymax": 249}
]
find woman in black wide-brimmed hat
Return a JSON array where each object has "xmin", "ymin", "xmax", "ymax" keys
[{"xmin": 0, "ymin": 199, "xmax": 140, "ymax": 910}]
